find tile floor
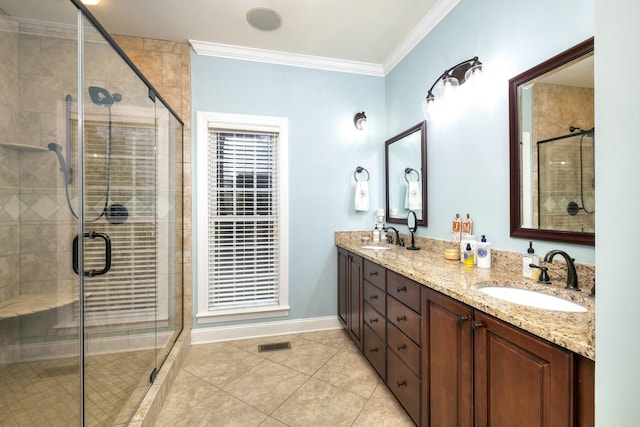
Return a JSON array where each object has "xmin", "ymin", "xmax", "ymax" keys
[
  {"xmin": 154, "ymin": 329, "xmax": 415, "ymax": 426},
  {"xmin": 0, "ymin": 349, "xmax": 154, "ymax": 426}
]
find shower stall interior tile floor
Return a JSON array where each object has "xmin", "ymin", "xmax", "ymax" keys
[
  {"xmin": 155, "ymin": 330, "xmax": 415, "ymax": 427},
  {"xmin": 0, "ymin": 349, "xmax": 154, "ymax": 426}
]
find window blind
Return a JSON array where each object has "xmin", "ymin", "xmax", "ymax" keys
[{"xmin": 207, "ymin": 128, "xmax": 280, "ymax": 310}]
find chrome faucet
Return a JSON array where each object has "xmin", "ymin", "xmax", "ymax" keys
[
  {"xmin": 543, "ymin": 250, "xmax": 579, "ymax": 290},
  {"xmin": 384, "ymin": 226, "xmax": 403, "ymax": 246}
]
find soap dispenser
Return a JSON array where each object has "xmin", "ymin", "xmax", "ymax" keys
[
  {"xmin": 522, "ymin": 241, "xmax": 539, "ymax": 279},
  {"xmin": 477, "ymin": 235, "xmax": 491, "ymax": 269},
  {"xmin": 462, "ymin": 243, "xmax": 474, "ymax": 266}
]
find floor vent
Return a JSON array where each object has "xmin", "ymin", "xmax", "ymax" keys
[{"xmin": 258, "ymin": 342, "xmax": 292, "ymax": 353}]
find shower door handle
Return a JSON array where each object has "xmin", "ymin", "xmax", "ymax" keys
[{"xmin": 73, "ymin": 231, "xmax": 112, "ymax": 277}]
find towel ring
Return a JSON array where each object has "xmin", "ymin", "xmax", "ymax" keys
[
  {"xmin": 354, "ymin": 166, "xmax": 370, "ymax": 182},
  {"xmin": 404, "ymin": 167, "xmax": 420, "ymax": 183}
]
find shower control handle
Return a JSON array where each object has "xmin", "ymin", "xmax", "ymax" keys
[{"xmin": 73, "ymin": 231, "xmax": 112, "ymax": 277}]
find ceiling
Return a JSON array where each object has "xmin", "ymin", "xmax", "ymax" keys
[
  {"xmin": 80, "ymin": 0, "xmax": 454, "ymax": 70},
  {"xmin": 0, "ymin": 0, "xmax": 460, "ymax": 74}
]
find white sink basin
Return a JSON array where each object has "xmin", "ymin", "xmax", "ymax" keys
[
  {"xmin": 361, "ymin": 245, "xmax": 390, "ymax": 250},
  {"xmin": 478, "ymin": 286, "xmax": 587, "ymax": 312}
]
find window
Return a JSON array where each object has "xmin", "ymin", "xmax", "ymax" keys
[{"xmin": 196, "ymin": 112, "xmax": 289, "ymax": 323}]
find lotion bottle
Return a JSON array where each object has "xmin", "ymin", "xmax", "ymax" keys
[
  {"xmin": 477, "ymin": 235, "xmax": 491, "ymax": 269},
  {"xmin": 522, "ymin": 241, "xmax": 539, "ymax": 278}
]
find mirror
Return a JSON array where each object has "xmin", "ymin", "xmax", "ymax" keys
[
  {"xmin": 406, "ymin": 210, "xmax": 420, "ymax": 250},
  {"xmin": 509, "ymin": 37, "xmax": 594, "ymax": 245},
  {"xmin": 385, "ymin": 121, "xmax": 427, "ymax": 227}
]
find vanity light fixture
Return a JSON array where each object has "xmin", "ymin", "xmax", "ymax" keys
[
  {"xmin": 423, "ymin": 56, "xmax": 483, "ymax": 115},
  {"xmin": 354, "ymin": 112, "xmax": 367, "ymax": 130}
]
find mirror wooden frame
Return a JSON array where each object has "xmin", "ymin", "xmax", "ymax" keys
[
  {"xmin": 509, "ymin": 37, "xmax": 594, "ymax": 245},
  {"xmin": 385, "ymin": 121, "xmax": 427, "ymax": 227}
]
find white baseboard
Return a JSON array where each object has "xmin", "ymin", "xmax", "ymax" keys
[{"xmin": 191, "ymin": 315, "xmax": 342, "ymax": 345}]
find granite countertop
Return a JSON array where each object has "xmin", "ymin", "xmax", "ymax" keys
[{"xmin": 336, "ymin": 232, "xmax": 595, "ymax": 360}]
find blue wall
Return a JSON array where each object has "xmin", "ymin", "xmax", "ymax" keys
[
  {"xmin": 595, "ymin": 0, "xmax": 640, "ymax": 423},
  {"xmin": 191, "ymin": 56, "xmax": 385, "ymax": 326},
  {"xmin": 386, "ymin": 0, "xmax": 594, "ymax": 263}
]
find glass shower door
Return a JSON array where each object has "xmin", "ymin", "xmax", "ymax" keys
[
  {"xmin": 79, "ymin": 15, "xmax": 158, "ymax": 425},
  {"xmin": 0, "ymin": 2, "xmax": 82, "ymax": 425}
]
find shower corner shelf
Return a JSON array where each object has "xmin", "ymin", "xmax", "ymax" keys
[
  {"xmin": 0, "ymin": 293, "xmax": 81, "ymax": 320},
  {"xmin": 0, "ymin": 141, "xmax": 49, "ymax": 152}
]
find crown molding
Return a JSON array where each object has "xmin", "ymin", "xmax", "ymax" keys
[
  {"xmin": 382, "ymin": 0, "xmax": 462, "ymax": 74},
  {"xmin": 190, "ymin": 40, "xmax": 384, "ymax": 77}
]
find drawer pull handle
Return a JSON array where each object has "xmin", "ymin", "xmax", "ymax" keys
[
  {"xmin": 396, "ymin": 286, "xmax": 407, "ymax": 293},
  {"xmin": 369, "ymin": 318, "xmax": 378, "ymax": 323},
  {"xmin": 472, "ymin": 321, "xmax": 483, "ymax": 329},
  {"xmin": 369, "ymin": 271, "xmax": 378, "ymax": 276},
  {"xmin": 396, "ymin": 380, "xmax": 407, "ymax": 387},
  {"xmin": 396, "ymin": 344, "xmax": 406, "ymax": 351},
  {"xmin": 396, "ymin": 315, "xmax": 407, "ymax": 322},
  {"xmin": 369, "ymin": 294, "xmax": 378, "ymax": 300},
  {"xmin": 369, "ymin": 348, "xmax": 378, "ymax": 353},
  {"xmin": 458, "ymin": 315, "xmax": 469, "ymax": 322}
]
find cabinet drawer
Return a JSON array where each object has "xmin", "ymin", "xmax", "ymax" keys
[
  {"xmin": 363, "ymin": 324, "xmax": 386, "ymax": 379},
  {"xmin": 387, "ymin": 349, "xmax": 420, "ymax": 425},
  {"xmin": 387, "ymin": 322, "xmax": 420, "ymax": 377},
  {"xmin": 364, "ymin": 301, "xmax": 386, "ymax": 340},
  {"xmin": 364, "ymin": 281, "xmax": 386, "ymax": 314},
  {"xmin": 364, "ymin": 260, "xmax": 385, "ymax": 290},
  {"xmin": 387, "ymin": 270, "xmax": 421, "ymax": 313},
  {"xmin": 387, "ymin": 296, "xmax": 421, "ymax": 344}
]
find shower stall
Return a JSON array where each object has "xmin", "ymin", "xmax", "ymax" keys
[
  {"xmin": 536, "ymin": 128, "xmax": 595, "ymax": 233},
  {"xmin": 0, "ymin": 0, "xmax": 184, "ymax": 425}
]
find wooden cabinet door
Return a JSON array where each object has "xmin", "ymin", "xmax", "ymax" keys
[
  {"xmin": 337, "ymin": 249, "xmax": 348, "ymax": 327},
  {"xmin": 473, "ymin": 311, "xmax": 573, "ymax": 427},
  {"xmin": 421, "ymin": 288, "xmax": 473, "ymax": 427},
  {"xmin": 348, "ymin": 254, "xmax": 363, "ymax": 347}
]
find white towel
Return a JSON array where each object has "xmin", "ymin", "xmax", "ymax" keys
[
  {"xmin": 404, "ymin": 181, "xmax": 422, "ymax": 210},
  {"xmin": 355, "ymin": 181, "xmax": 370, "ymax": 211}
]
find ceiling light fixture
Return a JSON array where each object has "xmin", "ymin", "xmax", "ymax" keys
[
  {"xmin": 81, "ymin": 0, "xmax": 101, "ymax": 5},
  {"xmin": 354, "ymin": 112, "xmax": 367, "ymax": 130},
  {"xmin": 422, "ymin": 56, "xmax": 483, "ymax": 116},
  {"xmin": 246, "ymin": 7, "xmax": 282, "ymax": 31}
]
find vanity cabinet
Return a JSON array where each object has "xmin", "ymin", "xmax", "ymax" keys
[
  {"xmin": 386, "ymin": 271, "xmax": 422, "ymax": 425},
  {"xmin": 337, "ymin": 248, "xmax": 364, "ymax": 349},
  {"xmin": 363, "ymin": 260, "xmax": 387, "ymax": 378},
  {"xmin": 421, "ymin": 288, "xmax": 473, "ymax": 427},
  {"xmin": 337, "ymin": 250, "xmax": 594, "ymax": 427},
  {"xmin": 421, "ymin": 287, "xmax": 594, "ymax": 427}
]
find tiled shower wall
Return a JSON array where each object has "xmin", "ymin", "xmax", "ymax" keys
[
  {"xmin": 0, "ymin": 15, "xmax": 80, "ymax": 352},
  {"xmin": 532, "ymin": 83, "xmax": 595, "ymax": 232},
  {"xmin": 112, "ymin": 34, "xmax": 192, "ymax": 331},
  {"xmin": 0, "ymin": 14, "xmax": 20, "ymax": 350}
]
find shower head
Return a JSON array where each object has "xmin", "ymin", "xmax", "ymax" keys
[
  {"xmin": 48, "ymin": 142, "xmax": 62, "ymax": 153},
  {"xmin": 48, "ymin": 142, "xmax": 72, "ymax": 184},
  {"xmin": 88, "ymin": 86, "xmax": 122, "ymax": 106}
]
